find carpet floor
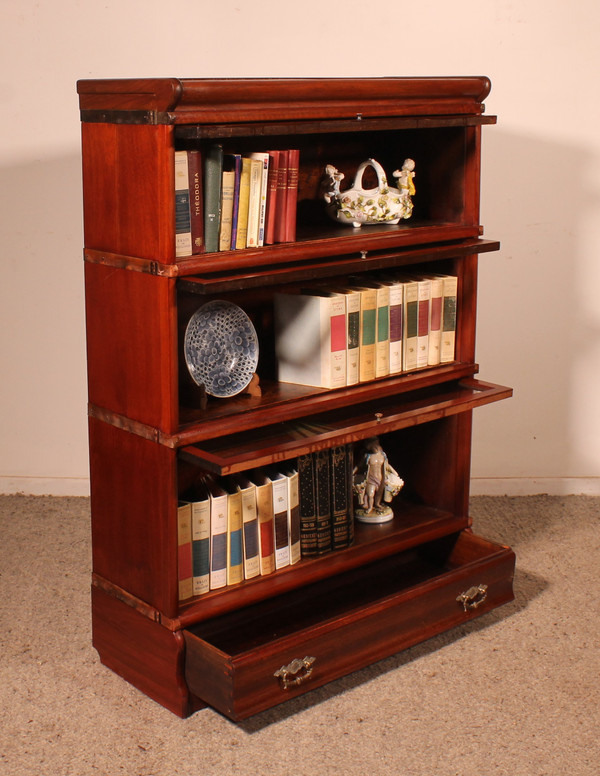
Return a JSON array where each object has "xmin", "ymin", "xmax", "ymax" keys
[{"xmin": 1, "ymin": 494, "xmax": 598, "ymax": 776}]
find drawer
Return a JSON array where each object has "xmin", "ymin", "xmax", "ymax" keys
[{"xmin": 184, "ymin": 530, "xmax": 515, "ymax": 720}]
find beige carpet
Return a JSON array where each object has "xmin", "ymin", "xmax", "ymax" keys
[{"xmin": 1, "ymin": 493, "xmax": 598, "ymax": 775}]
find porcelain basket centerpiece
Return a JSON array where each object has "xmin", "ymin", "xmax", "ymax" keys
[{"xmin": 322, "ymin": 157, "xmax": 415, "ymax": 228}]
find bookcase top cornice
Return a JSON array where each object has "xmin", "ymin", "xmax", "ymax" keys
[{"xmin": 77, "ymin": 76, "xmax": 492, "ymax": 125}]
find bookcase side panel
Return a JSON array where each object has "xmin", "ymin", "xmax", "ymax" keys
[
  {"xmin": 89, "ymin": 418, "xmax": 179, "ymax": 617},
  {"xmin": 463, "ymin": 125, "xmax": 483, "ymax": 227},
  {"xmin": 81, "ymin": 122, "xmax": 175, "ymax": 262},
  {"xmin": 456, "ymin": 253, "xmax": 478, "ymax": 365},
  {"xmin": 91, "ymin": 586, "xmax": 196, "ymax": 717},
  {"xmin": 85, "ymin": 263, "xmax": 178, "ymax": 433}
]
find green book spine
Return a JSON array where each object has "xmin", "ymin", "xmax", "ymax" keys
[{"xmin": 203, "ymin": 144, "xmax": 223, "ymax": 253}]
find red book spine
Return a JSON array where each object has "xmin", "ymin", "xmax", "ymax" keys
[
  {"xmin": 264, "ymin": 150, "xmax": 281, "ymax": 245},
  {"xmin": 284, "ymin": 149, "xmax": 300, "ymax": 243},
  {"xmin": 274, "ymin": 150, "xmax": 289, "ymax": 243}
]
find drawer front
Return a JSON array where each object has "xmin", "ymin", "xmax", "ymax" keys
[{"xmin": 184, "ymin": 533, "xmax": 515, "ymax": 720}]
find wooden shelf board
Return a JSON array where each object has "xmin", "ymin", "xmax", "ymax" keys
[
  {"xmin": 176, "ymin": 363, "xmax": 480, "ymax": 447},
  {"xmin": 174, "ymin": 223, "xmax": 482, "ymax": 277}
]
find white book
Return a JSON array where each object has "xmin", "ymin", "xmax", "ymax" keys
[
  {"xmin": 218, "ymin": 170, "xmax": 235, "ymax": 251},
  {"xmin": 372, "ymin": 283, "xmax": 390, "ymax": 378},
  {"xmin": 416, "ymin": 277, "xmax": 431, "ymax": 369},
  {"xmin": 283, "ymin": 469, "xmax": 301, "ymax": 565},
  {"xmin": 274, "ymin": 291, "xmax": 346, "ymax": 388},
  {"xmin": 174, "ymin": 151, "xmax": 192, "ymax": 257},
  {"xmin": 190, "ymin": 494, "xmax": 210, "ymax": 596},
  {"xmin": 403, "ymin": 278, "xmax": 419, "ymax": 372},
  {"xmin": 330, "ymin": 288, "xmax": 360, "ymax": 385},
  {"xmin": 207, "ymin": 480, "xmax": 228, "ymax": 590},
  {"xmin": 177, "ymin": 502, "xmax": 193, "ymax": 601},
  {"xmin": 387, "ymin": 278, "xmax": 404, "ymax": 374},
  {"xmin": 267, "ymin": 470, "xmax": 290, "ymax": 570},
  {"xmin": 427, "ymin": 275, "xmax": 444, "ymax": 366},
  {"xmin": 231, "ymin": 475, "xmax": 260, "ymax": 580},
  {"xmin": 440, "ymin": 274, "xmax": 458, "ymax": 363},
  {"xmin": 247, "ymin": 152, "xmax": 269, "ymax": 246},
  {"xmin": 245, "ymin": 157, "xmax": 263, "ymax": 248},
  {"xmin": 251, "ymin": 471, "xmax": 275, "ymax": 576}
]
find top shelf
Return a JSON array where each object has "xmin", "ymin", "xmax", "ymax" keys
[{"xmin": 77, "ymin": 76, "xmax": 493, "ymax": 126}]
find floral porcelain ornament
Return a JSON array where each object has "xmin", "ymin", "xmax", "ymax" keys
[{"xmin": 322, "ymin": 157, "xmax": 415, "ymax": 228}]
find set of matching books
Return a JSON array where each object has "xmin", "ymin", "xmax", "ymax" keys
[
  {"xmin": 174, "ymin": 147, "xmax": 300, "ymax": 257},
  {"xmin": 274, "ymin": 273, "xmax": 458, "ymax": 389},
  {"xmin": 298, "ymin": 444, "xmax": 354, "ymax": 556},
  {"xmin": 177, "ymin": 444, "xmax": 355, "ymax": 601},
  {"xmin": 177, "ymin": 469, "xmax": 298, "ymax": 602}
]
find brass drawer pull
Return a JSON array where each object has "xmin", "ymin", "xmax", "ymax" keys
[
  {"xmin": 456, "ymin": 583, "xmax": 488, "ymax": 611},
  {"xmin": 274, "ymin": 656, "xmax": 316, "ymax": 690}
]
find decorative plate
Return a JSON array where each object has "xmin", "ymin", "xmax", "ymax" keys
[{"xmin": 184, "ymin": 300, "xmax": 259, "ymax": 398}]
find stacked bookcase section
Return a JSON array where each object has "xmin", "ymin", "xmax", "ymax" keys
[{"xmin": 78, "ymin": 77, "xmax": 515, "ymax": 721}]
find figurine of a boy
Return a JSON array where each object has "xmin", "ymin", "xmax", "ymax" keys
[{"xmin": 353, "ymin": 437, "xmax": 404, "ymax": 523}]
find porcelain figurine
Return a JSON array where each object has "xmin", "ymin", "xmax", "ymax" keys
[
  {"xmin": 322, "ymin": 157, "xmax": 415, "ymax": 228},
  {"xmin": 352, "ymin": 437, "xmax": 404, "ymax": 523}
]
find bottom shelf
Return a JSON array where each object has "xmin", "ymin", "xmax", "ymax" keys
[
  {"xmin": 184, "ymin": 529, "xmax": 515, "ymax": 720},
  {"xmin": 176, "ymin": 501, "xmax": 468, "ymax": 625}
]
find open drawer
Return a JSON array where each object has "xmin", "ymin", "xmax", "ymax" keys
[{"xmin": 184, "ymin": 530, "xmax": 515, "ymax": 720}]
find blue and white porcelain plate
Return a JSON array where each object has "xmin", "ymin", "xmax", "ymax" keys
[{"xmin": 184, "ymin": 300, "xmax": 259, "ymax": 398}]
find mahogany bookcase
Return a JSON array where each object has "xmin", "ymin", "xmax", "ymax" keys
[{"xmin": 77, "ymin": 76, "xmax": 514, "ymax": 720}]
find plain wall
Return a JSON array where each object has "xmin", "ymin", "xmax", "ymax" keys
[{"xmin": 1, "ymin": 0, "xmax": 599, "ymax": 496}]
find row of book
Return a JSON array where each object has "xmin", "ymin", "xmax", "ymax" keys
[
  {"xmin": 177, "ymin": 445, "xmax": 354, "ymax": 601},
  {"xmin": 174, "ymin": 147, "xmax": 300, "ymax": 257},
  {"xmin": 274, "ymin": 273, "xmax": 458, "ymax": 389}
]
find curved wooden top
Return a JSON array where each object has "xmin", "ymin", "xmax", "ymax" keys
[{"xmin": 77, "ymin": 76, "xmax": 492, "ymax": 124}]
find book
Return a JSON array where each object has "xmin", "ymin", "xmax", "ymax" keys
[
  {"xmin": 283, "ymin": 468, "xmax": 301, "ymax": 565},
  {"xmin": 247, "ymin": 152, "xmax": 270, "ymax": 246},
  {"xmin": 177, "ymin": 501, "xmax": 193, "ymax": 601},
  {"xmin": 403, "ymin": 278, "xmax": 419, "ymax": 371},
  {"xmin": 174, "ymin": 151, "xmax": 192, "ymax": 258},
  {"xmin": 440, "ymin": 274, "xmax": 458, "ymax": 363},
  {"xmin": 274, "ymin": 149, "xmax": 289, "ymax": 243},
  {"xmin": 427, "ymin": 275, "xmax": 444, "ymax": 366},
  {"xmin": 231, "ymin": 474, "xmax": 260, "ymax": 580},
  {"xmin": 225, "ymin": 483, "xmax": 244, "ymax": 586},
  {"xmin": 268, "ymin": 470, "xmax": 290, "ymax": 569},
  {"xmin": 358, "ymin": 281, "xmax": 389, "ymax": 378},
  {"xmin": 187, "ymin": 150, "xmax": 204, "ymax": 254},
  {"xmin": 313, "ymin": 449, "xmax": 333, "ymax": 554},
  {"xmin": 264, "ymin": 150, "xmax": 281, "ymax": 245},
  {"xmin": 416, "ymin": 277, "xmax": 431, "ymax": 368},
  {"xmin": 284, "ymin": 149, "xmax": 300, "ymax": 242},
  {"xmin": 245, "ymin": 157, "xmax": 263, "ymax": 248},
  {"xmin": 301, "ymin": 288, "xmax": 347, "ymax": 388},
  {"xmin": 352, "ymin": 286, "xmax": 377, "ymax": 382},
  {"xmin": 329, "ymin": 444, "xmax": 354, "ymax": 550},
  {"xmin": 203, "ymin": 144, "xmax": 223, "ymax": 252},
  {"xmin": 207, "ymin": 478, "xmax": 228, "ymax": 590},
  {"xmin": 388, "ymin": 278, "xmax": 404, "ymax": 374},
  {"xmin": 235, "ymin": 157, "xmax": 252, "ymax": 249},
  {"xmin": 330, "ymin": 287, "xmax": 360, "ymax": 385},
  {"xmin": 297, "ymin": 453, "xmax": 319, "ymax": 556},
  {"xmin": 189, "ymin": 487, "xmax": 210, "ymax": 597},
  {"xmin": 251, "ymin": 471, "xmax": 275, "ymax": 575},
  {"xmin": 218, "ymin": 170, "xmax": 236, "ymax": 251},
  {"xmin": 225, "ymin": 154, "xmax": 242, "ymax": 249},
  {"xmin": 274, "ymin": 291, "xmax": 346, "ymax": 389}
]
